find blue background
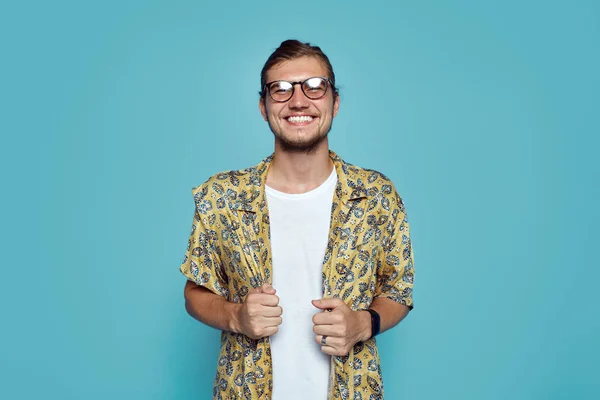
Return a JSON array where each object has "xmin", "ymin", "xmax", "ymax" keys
[{"xmin": 1, "ymin": 0, "xmax": 599, "ymax": 399}]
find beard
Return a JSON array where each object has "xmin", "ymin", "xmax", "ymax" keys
[{"xmin": 266, "ymin": 113, "xmax": 334, "ymax": 155}]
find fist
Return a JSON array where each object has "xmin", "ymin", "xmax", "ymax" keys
[
  {"xmin": 238, "ymin": 283, "xmax": 283, "ymax": 340},
  {"xmin": 312, "ymin": 298, "xmax": 370, "ymax": 356}
]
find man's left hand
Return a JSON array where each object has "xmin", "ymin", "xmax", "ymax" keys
[{"xmin": 311, "ymin": 298, "xmax": 371, "ymax": 356}]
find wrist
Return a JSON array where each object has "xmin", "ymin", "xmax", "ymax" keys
[
  {"xmin": 358, "ymin": 310, "xmax": 372, "ymax": 342},
  {"xmin": 227, "ymin": 302, "xmax": 242, "ymax": 334}
]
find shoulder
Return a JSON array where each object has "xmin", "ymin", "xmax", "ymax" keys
[
  {"xmin": 189, "ymin": 160, "xmax": 265, "ymax": 214},
  {"xmin": 191, "ymin": 167, "xmax": 252, "ymax": 195},
  {"xmin": 340, "ymin": 158, "xmax": 406, "ymax": 214}
]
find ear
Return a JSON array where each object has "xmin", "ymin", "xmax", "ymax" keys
[
  {"xmin": 259, "ymin": 97, "xmax": 268, "ymax": 121},
  {"xmin": 332, "ymin": 93, "xmax": 340, "ymax": 118}
]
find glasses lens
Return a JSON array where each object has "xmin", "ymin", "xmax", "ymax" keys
[
  {"xmin": 269, "ymin": 81, "xmax": 293, "ymax": 102},
  {"xmin": 302, "ymin": 78, "xmax": 328, "ymax": 99}
]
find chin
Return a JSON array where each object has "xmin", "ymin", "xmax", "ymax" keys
[
  {"xmin": 268, "ymin": 119, "xmax": 332, "ymax": 153},
  {"xmin": 276, "ymin": 134, "xmax": 328, "ymax": 154}
]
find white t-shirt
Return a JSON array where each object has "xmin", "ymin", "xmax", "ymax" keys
[{"xmin": 266, "ymin": 167, "xmax": 337, "ymax": 399}]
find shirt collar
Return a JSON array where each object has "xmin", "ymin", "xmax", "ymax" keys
[{"xmin": 233, "ymin": 150, "xmax": 366, "ymax": 213}]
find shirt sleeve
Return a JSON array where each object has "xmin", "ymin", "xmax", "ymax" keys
[
  {"xmin": 179, "ymin": 188, "xmax": 229, "ymax": 298},
  {"xmin": 375, "ymin": 190, "xmax": 415, "ymax": 309}
]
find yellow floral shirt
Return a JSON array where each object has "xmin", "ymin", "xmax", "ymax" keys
[{"xmin": 180, "ymin": 151, "xmax": 415, "ymax": 399}]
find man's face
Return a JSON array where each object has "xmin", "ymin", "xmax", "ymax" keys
[{"xmin": 259, "ymin": 56, "xmax": 340, "ymax": 153}]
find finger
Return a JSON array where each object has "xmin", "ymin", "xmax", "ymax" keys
[
  {"xmin": 312, "ymin": 310, "xmax": 341, "ymax": 325},
  {"xmin": 263, "ymin": 325, "xmax": 280, "ymax": 337},
  {"xmin": 256, "ymin": 293, "xmax": 280, "ymax": 307},
  {"xmin": 320, "ymin": 344, "xmax": 347, "ymax": 357},
  {"xmin": 316, "ymin": 335, "xmax": 343, "ymax": 348},
  {"xmin": 263, "ymin": 316, "xmax": 283, "ymax": 327},
  {"xmin": 312, "ymin": 298, "xmax": 343, "ymax": 310},
  {"xmin": 318, "ymin": 336, "xmax": 350, "ymax": 357},
  {"xmin": 262, "ymin": 305, "xmax": 283, "ymax": 317},
  {"xmin": 316, "ymin": 334, "xmax": 325, "ymax": 346},
  {"xmin": 313, "ymin": 324, "xmax": 339, "ymax": 337}
]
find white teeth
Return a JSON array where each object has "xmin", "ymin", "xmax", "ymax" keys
[{"xmin": 287, "ymin": 116, "xmax": 313, "ymax": 123}]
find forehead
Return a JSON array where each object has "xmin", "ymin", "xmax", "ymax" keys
[{"xmin": 265, "ymin": 56, "xmax": 329, "ymax": 82}]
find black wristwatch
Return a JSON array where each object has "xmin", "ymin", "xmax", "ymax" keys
[{"xmin": 366, "ymin": 309, "xmax": 381, "ymax": 338}]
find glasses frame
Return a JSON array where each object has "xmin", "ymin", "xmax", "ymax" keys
[{"xmin": 262, "ymin": 76, "xmax": 334, "ymax": 103}]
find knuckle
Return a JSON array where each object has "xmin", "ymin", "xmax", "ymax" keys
[{"xmin": 249, "ymin": 324, "xmax": 257, "ymax": 335}]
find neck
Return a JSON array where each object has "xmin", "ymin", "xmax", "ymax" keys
[{"xmin": 266, "ymin": 139, "xmax": 333, "ymax": 194}]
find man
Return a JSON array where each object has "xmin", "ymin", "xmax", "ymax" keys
[{"xmin": 180, "ymin": 39, "xmax": 415, "ymax": 400}]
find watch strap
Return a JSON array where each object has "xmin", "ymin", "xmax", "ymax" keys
[{"xmin": 366, "ymin": 308, "xmax": 381, "ymax": 338}]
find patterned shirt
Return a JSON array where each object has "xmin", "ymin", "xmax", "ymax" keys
[{"xmin": 180, "ymin": 151, "xmax": 415, "ymax": 399}]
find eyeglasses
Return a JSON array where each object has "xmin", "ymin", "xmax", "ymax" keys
[{"xmin": 263, "ymin": 77, "xmax": 334, "ymax": 102}]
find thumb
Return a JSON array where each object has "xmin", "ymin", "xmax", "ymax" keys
[
  {"xmin": 259, "ymin": 283, "xmax": 276, "ymax": 295},
  {"xmin": 312, "ymin": 298, "xmax": 340, "ymax": 310}
]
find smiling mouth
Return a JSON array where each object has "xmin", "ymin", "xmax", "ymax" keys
[{"xmin": 285, "ymin": 115, "xmax": 315, "ymax": 124}]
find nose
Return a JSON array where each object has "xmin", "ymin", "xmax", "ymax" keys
[{"xmin": 288, "ymin": 83, "xmax": 310, "ymax": 109}]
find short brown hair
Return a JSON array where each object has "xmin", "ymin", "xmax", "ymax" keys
[{"xmin": 260, "ymin": 39, "xmax": 338, "ymax": 98}]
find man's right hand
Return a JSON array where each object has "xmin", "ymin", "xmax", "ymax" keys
[{"xmin": 236, "ymin": 283, "xmax": 283, "ymax": 340}]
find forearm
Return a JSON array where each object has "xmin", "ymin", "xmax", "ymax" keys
[
  {"xmin": 184, "ymin": 281, "xmax": 241, "ymax": 333},
  {"xmin": 356, "ymin": 297, "xmax": 410, "ymax": 342},
  {"xmin": 369, "ymin": 296, "xmax": 410, "ymax": 334}
]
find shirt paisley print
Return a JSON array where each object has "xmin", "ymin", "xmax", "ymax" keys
[{"xmin": 180, "ymin": 151, "xmax": 415, "ymax": 399}]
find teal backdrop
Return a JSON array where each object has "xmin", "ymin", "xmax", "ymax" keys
[{"xmin": 1, "ymin": 0, "xmax": 599, "ymax": 399}]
